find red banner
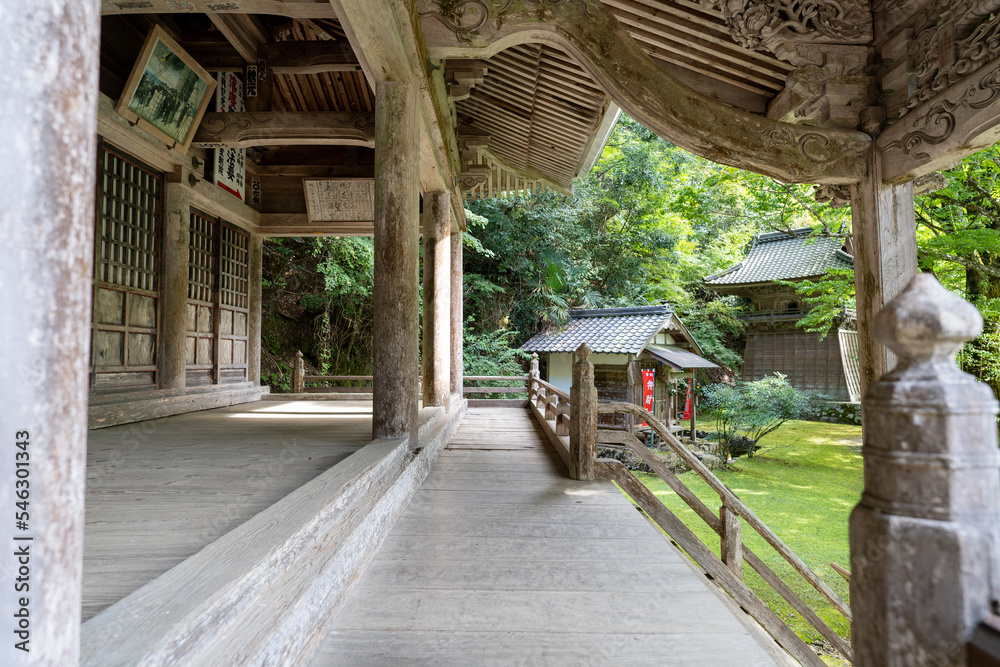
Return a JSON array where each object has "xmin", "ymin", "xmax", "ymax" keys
[
  {"xmin": 641, "ymin": 369, "xmax": 655, "ymax": 426},
  {"xmin": 681, "ymin": 378, "xmax": 692, "ymax": 420}
]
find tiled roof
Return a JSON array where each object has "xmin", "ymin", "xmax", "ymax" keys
[
  {"xmin": 704, "ymin": 228, "xmax": 854, "ymax": 286},
  {"xmin": 520, "ymin": 306, "xmax": 671, "ymax": 354}
]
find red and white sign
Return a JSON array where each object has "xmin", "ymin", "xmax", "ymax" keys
[
  {"xmin": 681, "ymin": 378, "xmax": 693, "ymax": 420},
  {"xmin": 641, "ymin": 369, "xmax": 655, "ymax": 425},
  {"xmin": 214, "ymin": 71, "xmax": 245, "ymax": 200}
]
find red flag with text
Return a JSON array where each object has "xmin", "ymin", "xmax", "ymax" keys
[
  {"xmin": 681, "ymin": 378, "xmax": 692, "ymax": 420},
  {"xmin": 641, "ymin": 369, "xmax": 655, "ymax": 426}
]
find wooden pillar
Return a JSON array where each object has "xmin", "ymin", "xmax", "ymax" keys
[
  {"xmin": 720, "ymin": 504, "xmax": 743, "ymax": 580},
  {"xmin": 450, "ymin": 230, "xmax": 464, "ymax": 398},
  {"xmin": 248, "ymin": 233, "xmax": 263, "ymax": 386},
  {"xmin": 292, "ymin": 350, "xmax": 305, "ymax": 393},
  {"xmin": 0, "ymin": 2, "xmax": 99, "ymax": 663},
  {"xmin": 372, "ymin": 80, "xmax": 420, "ymax": 440},
  {"xmin": 422, "ymin": 191, "xmax": 451, "ymax": 408},
  {"xmin": 626, "ymin": 355, "xmax": 638, "ymax": 433},
  {"xmin": 160, "ymin": 182, "xmax": 190, "ymax": 393},
  {"xmin": 849, "ymin": 148, "xmax": 918, "ymax": 396},
  {"xmin": 570, "ymin": 343, "xmax": 597, "ymax": 480},
  {"xmin": 850, "ymin": 274, "xmax": 1000, "ymax": 666}
]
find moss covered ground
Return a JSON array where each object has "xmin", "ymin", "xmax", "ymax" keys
[{"xmin": 635, "ymin": 419, "xmax": 862, "ymax": 665}]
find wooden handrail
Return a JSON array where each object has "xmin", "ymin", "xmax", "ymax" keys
[
  {"xmin": 597, "ymin": 401, "xmax": 852, "ymax": 624},
  {"xmin": 531, "ymin": 377, "xmax": 569, "ymax": 401},
  {"xmin": 464, "ymin": 375, "xmax": 529, "ymax": 382},
  {"xmin": 527, "ymin": 345, "xmax": 849, "ymax": 665},
  {"xmin": 598, "ymin": 428, "xmax": 853, "ymax": 662},
  {"xmin": 597, "ymin": 459, "xmax": 827, "ymax": 667}
]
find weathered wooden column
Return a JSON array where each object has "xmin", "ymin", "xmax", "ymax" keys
[
  {"xmin": 850, "ymin": 274, "xmax": 1000, "ymax": 666},
  {"xmin": 849, "ymin": 149, "xmax": 919, "ymax": 395},
  {"xmin": 248, "ymin": 233, "xmax": 263, "ymax": 386},
  {"xmin": 421, "ymin": 191, "xmax": 451, "ymax": 408},
  {"xmin": 450, "ymin": 230, "xmax": 464, "ymax": 399},
  {"xmin": 292, "ymin": 350, "xmax": 305, "ymax": 394},
  {"xmin": 0, "ymin": 2, "xmax": 99, "ymax": 664},
  {"xmin": 569, "ymin": 343, "xmax": 597, "ymax": 480},
  {"xmin": 372, "ymin": 80, "xmax": 420, "ymax": 440},
  {"xmin": 160, "ymin": 182, "xmax": 191, "ymax": 393},
  {"xmin": 720, "ymin": 504, "xmax": 743, "ymax": 580}
]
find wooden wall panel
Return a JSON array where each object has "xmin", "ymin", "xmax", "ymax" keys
[{"xmin": 743, "ymin": 330, "xmax": 852, "ymax": 401}]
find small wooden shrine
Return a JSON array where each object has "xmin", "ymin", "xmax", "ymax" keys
[{"xmin": 521, "ymin": 305, "xmax": 717, "ymax": 429}]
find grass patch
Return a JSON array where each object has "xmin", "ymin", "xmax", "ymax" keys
[{"xmin": 635, "ymin": 419, "xmax": 862, "ymax": 662}]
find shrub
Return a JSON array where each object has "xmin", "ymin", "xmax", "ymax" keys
[{"xmin": 702, "ymin": 373, "xmax": 812, "ymax": 461}]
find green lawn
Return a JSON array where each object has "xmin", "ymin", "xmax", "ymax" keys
[{"xmin": 635, "ymin": 419, "xmax": 862, "ymax": 663}]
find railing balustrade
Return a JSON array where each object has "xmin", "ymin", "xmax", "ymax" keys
[
  {"xmin": 290, "ymin": 354, "xmax": 527, "ymax": 398},
  {"xmin": 525, "ymin": 347, "xmax": 851, "ymax": 666}
]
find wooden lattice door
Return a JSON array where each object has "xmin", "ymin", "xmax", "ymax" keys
[
  {"xmin": 91, "ymin": 141, "xmax": 162, "ymax": 392},
  {"xmin": 185, "ymin": 211, "xmax": 250, "ymax": 385}
]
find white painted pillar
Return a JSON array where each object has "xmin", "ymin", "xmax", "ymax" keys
[
  {"xmin": 450, "ymin": 230, "xmax": 464, "ymax": 399},
  {"xmin": 372, "ymin": 80, "xmax": 420, "ymax": 440},
  {"xmin": 160, "ymin": 182, "xmax": 190, "ymax": 393},
  {"xmin": 248, "ymin": 234, "xmax": 263, "ymax": 386},
  {"xmin": 422, "ymin": 192, "xmax": 451, "ymax": 407},
  {"xmin": 849, "ymin": 149, "xmax": 919, "ymax": 396},
  {"xmin": 0, "ymin": 2, "xmax": 100, "ymax": 664}
]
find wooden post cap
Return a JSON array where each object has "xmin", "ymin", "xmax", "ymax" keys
[{"xmin": 875, "ymin": 273, "xmax": 982, "ymax": 365}]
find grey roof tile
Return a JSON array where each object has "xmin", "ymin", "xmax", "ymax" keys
[
  {"xmin": 520, "ymin": 306, "xmax": 670, "ymax": 355},
  {"xmin": 704, "ymin": 228, "xmax": 854, "ymax": 286}
]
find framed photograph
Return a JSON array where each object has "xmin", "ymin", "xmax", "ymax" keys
[{"xmin": 116, "ymin": 25, "xmax": 216, "ymax": 155}]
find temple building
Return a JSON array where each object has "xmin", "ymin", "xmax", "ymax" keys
[
  {"xmin": 705, "ymin": 228, "xmax": 861, "ymax": 402},
  {"xmin": 3, "ymin": 1, "xmax": 1000, "ymax": 665}
]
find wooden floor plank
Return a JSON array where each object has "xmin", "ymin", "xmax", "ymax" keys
[
  {"xmin": 312, "ymin": 631, "xmax": 779, "ymax": 667},
  {"xmin": 81, "ymin": 400, "xmax": 436, "ymax": 621},
  {"xmin": 310, "ymin": 408, "xmax": 784, "ymax": 666}
]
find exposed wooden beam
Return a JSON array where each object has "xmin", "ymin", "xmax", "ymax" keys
[
  {"xmin": 253, "ymin": 163, "xmax": 375, "ymax": 178},
  {"xmin": 604, "ymin": 0, "xmax": 791, "ymax": 73},
  {"xmin": 100, "ymin": 0, "xmax": 336, "ymax": 19},
  {"xmin": 182, "ymin": 40, "xmax": 364, "ymax": 74},
  {"xmin": 192, "ymin": 111, "xmax": 375, "ymax": 148},
  {"xmin": 265, "ymin": 41, "xmax": 362, "ymax": 74},
  {"xmin": 257, "ymin": 213, "xmax": 374, "ymax": 236},
  {"xmin": 208, "ymin": 13, "xmax": 268, "ymax": 63},
  {"xmin": 615, "ymin": 16, "xmax": 785, "ymax": 90}
]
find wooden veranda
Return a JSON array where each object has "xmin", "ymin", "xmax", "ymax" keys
[{"xmin": 4, "ymin": 0, "xmax": 1000, "ymax": 665}]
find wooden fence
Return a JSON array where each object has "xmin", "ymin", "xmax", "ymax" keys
[{"xmin": 526, "ymin": 346, "xmax": 851, "ymax": 667}]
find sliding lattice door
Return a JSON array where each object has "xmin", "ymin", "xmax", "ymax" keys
[
  {"xmin": 91, "ymin": 142, "xmax": 162, "ymax": 392},
  {"xmin": 186, "ymin": 210, "xmax": 250, "ymax": 385}
]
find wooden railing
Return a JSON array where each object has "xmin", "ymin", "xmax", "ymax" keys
[
  {"xmin": 462, "ymin": 375, "xmax": 529, "ymax": 398},
  {"xmin": 290, "ymin": 353, "xmax": 527, "ymax": 398},
  {"xmin": 525, "ymin": 346, "xmax": 851, "ymax": 667}
]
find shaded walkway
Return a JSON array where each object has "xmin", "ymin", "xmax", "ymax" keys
[{"xmin": 311, "ymin": 408, "xmax": 787, "ymax": 665}]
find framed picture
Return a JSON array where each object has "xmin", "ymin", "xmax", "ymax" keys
[{"xmin": 116, "ymin": 25, "xmax": 216, "ymax": 155}]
